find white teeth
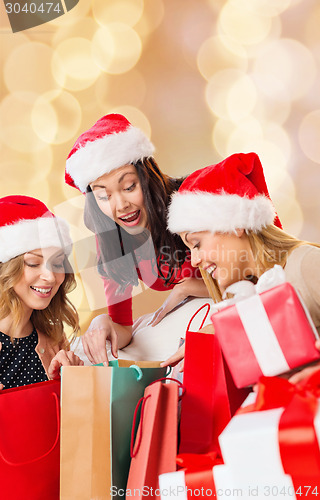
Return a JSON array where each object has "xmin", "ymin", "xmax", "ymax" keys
[
  {"xmin": 120, "ymin": 211, "xmax": 138, "ymax": 221},
  {"xmin": 206, "ymin": 264, "xmax": 217, "ymax": 277},
  {"xmin": 31, "ymin": 286, "xmax": 52, "ymax": 294}
]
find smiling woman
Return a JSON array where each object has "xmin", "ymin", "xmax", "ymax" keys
[
  {"xmin": 65, "ymin": 113, "xmax": 210, "ymax": 365},
  {"xmin": 0, "ymin": 195, "xmax": 83, "ymax": 390}
]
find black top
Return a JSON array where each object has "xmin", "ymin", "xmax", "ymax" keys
[{"xmin": 0, "ymin": 328, "xmax": 47, "ymax": 389}]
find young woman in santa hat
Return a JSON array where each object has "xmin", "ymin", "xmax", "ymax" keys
[
  {"xmin": 163, "ymin": 152, "xmax": 320, "ymax": 380},
  {"xmin": 0, "ymin": 195, "xmax": 83, "ymax": 390},
  {"xmin": 65, "ymin": 113, "xmax": 211, "ymax": 365}
]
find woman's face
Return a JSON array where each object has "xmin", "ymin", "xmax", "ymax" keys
[
  {"xmin": 13, "ymin": 247, "xmax": 65, "ymax": 314},
  {"xmin": 89, "ymin": 164, "xmax": 148, "ymax": 232},
  {"xmin": 181, "ymin": 230, "xmax": 256, "ymax": 292}
]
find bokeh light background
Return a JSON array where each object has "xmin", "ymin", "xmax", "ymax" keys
[{"xmin": 1, "ymin": 0, "xmax": 320, "ymax": 332}]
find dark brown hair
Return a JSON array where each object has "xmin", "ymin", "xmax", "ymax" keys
[{"xmin": 84, "ymin": 157, "xmax": 188, "ymax": 289}]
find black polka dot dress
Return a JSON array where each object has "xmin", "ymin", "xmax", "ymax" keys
[{"xmin": 0, "ymin": 328, "xmax": 48, "ymax": 389}]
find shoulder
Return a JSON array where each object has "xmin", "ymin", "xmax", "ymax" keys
[{"xmin": 285, "ymin": 244, "xmax": 320, "ymax": 300}]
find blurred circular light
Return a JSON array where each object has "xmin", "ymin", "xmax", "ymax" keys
[
  {"xmin": 253, "ymin": 39, "xmax": 316, "ymax": 100},
  {"xmin": 52, "ymin": 38, "xmax": 101, "ymax": 91},
  {"xmin": 225, "ymin": 117, "xmax": 263, "ymax": 155},
  {"xmin": 250, "ymin": 139, "xmax": 288, "ymax": 192},
  {"xmin": 1, "ymin": 144, "xmax": 53, "ymax": 184},
  {"xmin": 48, "ymin": 0, "xmax": 91, "ymax": 27},
  {"xmin": 226, "ymin": 74, "xmax": 257, "ymax": 122},
  {"xmin": 212, "ymin": 119, "xmax": 236, "ymax": 158},
  {"xmin": 0, "ymin": 92, "xmax": 46, "ymax": 153},
  {"xmin": 197, "ymin": 36, "xmax": 248, "ymax": 81},
  {"xmin": 205, "ymin": 69, "xmax": 248, "ymax": 120},
  {"xmin": 92, "ymin": 0, "xmax": 144, "ymax": 28},
  {"xmin": 135, "ymin": 0, "xmax": 164, "ymax": 37},
  {"xmin": 31, "ymin": 90, "xmax": 82, "ymax": 145},
  {"xmin": 299, "ymin": 111, "xmax": 320, "ymax": 164},
  {"xmin": 92, "ymin": 24, "xmax": 142, "ymax": 74},
  {"xmin": 219, "ymin": 0, "xmax": 272, "ymax": 45},
  {"xmin": 249, "ymin": 0, "xmax": 291, "ymax": 17},
  {"xmin": 4, "ymin": 42, "xmax": 58, "ymax": 94}
]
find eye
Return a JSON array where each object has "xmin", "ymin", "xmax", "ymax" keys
[
  {"xmin": 52, "ymin": 263, "xmax": 65, "ymax": 270},
  {"xmin": 193, "ymin": 242, "xmax": 200, "ymax": 250},
  {"xmin": 97, "ymin": 194, "xmax": 110, "ymax": 201},
  {"xmin": 25, "ymin": 262, "xmax": 39, "ymax": 268},
  {"xmin": 124, "ymin": 183, "xmax": 136, "ymax": 192}
]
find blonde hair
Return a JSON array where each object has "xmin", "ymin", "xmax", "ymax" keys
[
  {"xmin": 202, "ymin": 224, "xmax": 319, "ymax": 303},
  {"xmin": 0, "ymin": 254, "xmax": 79, "ymax": 344}
]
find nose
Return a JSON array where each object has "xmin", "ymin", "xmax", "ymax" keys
[
  {"xmin": 40, "ymin": 264, "xmax": 56, "ymax": 283},
  {"xmin": 190, "ymin": 248, "xmax": 202, "ymax": 267},
  {"xmin": 114, "ymin": 192, "xmax": 130, "ymax": 214}
]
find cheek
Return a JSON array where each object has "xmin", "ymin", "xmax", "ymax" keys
[{"xmin": 96, "ymin": 199, "xmax": 113, "ymax": 218}]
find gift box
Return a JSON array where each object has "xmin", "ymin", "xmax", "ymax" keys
[
  {"xmin": 211, "ymin": 266, "xmax": 320, "ymax": 388},
  {"xmin": 158, "ymin": 453, "xmax": 221, "ymax": 499},
  {"xmin": 215, "ymin": 372, "xmax": 320, "ymax": 497}
]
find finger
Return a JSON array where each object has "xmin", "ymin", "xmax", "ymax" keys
[
  {"xmin": 0, "ymin": 383, "xmax": 3, "ymax": 390},
  {"xmin": 179, "ymin": 359, "xmax": 185, "ymax": 373},
  {"xmin": 289, "ymin": 367, "xmax": 315, "ymax": 384},
  {"xmin": 81, "ymin": 334, "xmax": 96, "ymax": 365},
  {"xmin": 109, "ymin": 328, "xmax": 118, "ymax": 359},
  {"xmin": 48, "ymin": 359, "xmax": 62, "ymax": 380},
  {"xmin": 151, "ymin": 309, "xmax": 167, "ymax": 327}
]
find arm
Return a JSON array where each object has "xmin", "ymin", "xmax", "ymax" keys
[{"xmin": 150, "ymin": 277, "xmax": 210, "ymax": 326}]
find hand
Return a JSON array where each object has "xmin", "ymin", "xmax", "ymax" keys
[
  {"xmin": 82, "ymin": 314, "xmax": 119, "ymax": 366},
  {"xmin": 161, "ymin": 344, "xmax": 185, "ymax": 372},
  {"xmin": 149, "ymin": 282, "xmax": 186, "ymax": 327},
  {"xmin": 0, "ymin": 383, "xmax": 3, "ymax": 391},
  {"xmin": 48, "ymin": 350, "xmax": 84, "ymax": 380},
  {"xmin": 289, "ymin": 339, "xmax": 320, "ymax": 384}
]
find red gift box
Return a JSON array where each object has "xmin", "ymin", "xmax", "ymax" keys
[{"xmin": 211, "ymin": 278, "xmax": 320, "ymax": 388}]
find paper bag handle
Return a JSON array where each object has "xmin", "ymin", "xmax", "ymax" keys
[
  {"xmin": 130, "ymin": 377, "xmax": 185, "ymax": 458},
  {"xmin": 186, "ymin": 303, "xmax": 211, "ymax": 334},
  {"xmin": 0, "ymin": 391, "xmax": 60, "ymax": 466}
]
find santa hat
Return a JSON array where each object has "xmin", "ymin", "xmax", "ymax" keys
[
  {"xmin": 168, "ymin": 152, "xmax": 282, "ymax": 234},
  {"xmin": 0, "ymin": 195, "xmax": 72, "ymax": 263},
  {"xmin": 65, "ymin": 113, "xmax": 155, "ymax": 193}
]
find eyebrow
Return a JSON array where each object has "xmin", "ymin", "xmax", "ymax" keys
[
  {"xmin": 26, "ymin": 251, "xmax": 65, "ymax": 259},
  {"xmin": 91, "ymin": 171, "xmax": 136, "ymax": 190}
]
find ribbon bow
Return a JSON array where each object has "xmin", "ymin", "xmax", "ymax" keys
[{"xmin": 211, "ymin": 265, "xmax": 286, "ymax": 313}]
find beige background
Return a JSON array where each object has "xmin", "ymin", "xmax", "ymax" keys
[{"xmin": 1, "ymin": 0, "xmax": 320, "ymax": 333}]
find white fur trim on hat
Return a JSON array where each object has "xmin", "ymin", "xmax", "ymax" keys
[
  {"xmin": 66, "ymin": 125, "xmax": 155, "ymax": 193},
  {"xmin": 0, "ymin": 216, "xmax": 73, "ymax": 263},
  {"xmin": 168, "ymin": 191, "xmax": 276, "ymax": 234}
]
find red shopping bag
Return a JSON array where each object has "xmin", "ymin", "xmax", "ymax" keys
[
  {"xmin": 179, "ymin": 304, "xmax": 250, "ymax": 454},
  {"xmin": 126, "ymin": 378, "xmax": 181, "ymax": 498},
  {"xmin": 0, "ymin": 380, "xmax": 60, "ymax": 500}
]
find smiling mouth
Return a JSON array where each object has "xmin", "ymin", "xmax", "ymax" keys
[
  {"xmin": 30, "ymin": 286, "xmax": 53, "ymax": 296},
  {"xmin": 205, "ymin": 264, "xmax": 217, "ymax": 277},
  {"xmin": 118, "ymin": 210, "xmax": 141, "ymax": 224}
]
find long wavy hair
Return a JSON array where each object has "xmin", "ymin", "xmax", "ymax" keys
[
  {"xmin": 201, "ymin": 224, "xmax": 319, "ymax": 303},
  {"xmin": 84, "ymin": 157, "xmax": 188, "ymax": 290},
  {"xmin": 0, "ymin": 254, "xmax": 79, "ymax": 344}
]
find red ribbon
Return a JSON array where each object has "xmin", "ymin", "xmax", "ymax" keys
[
  {"xmin": 176, "ymin": 452, "xmax": 223, "ymax": 498},
  {"xmin": 238, "ymin": 370, "xmax": 320, "ymax": 493}
]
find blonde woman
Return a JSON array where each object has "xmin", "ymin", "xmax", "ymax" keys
[
  {"xmin": 162, "ymin": 152, "xmax": 320, "ymax": 381},
  {"xmin": 0, "ymin": 195, "xmax": 83, "ymax": 390}
]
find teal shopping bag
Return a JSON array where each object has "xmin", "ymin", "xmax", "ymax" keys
[{"xmin": 60, "ymin": 361, "xmax": 166, "ymax": 500}]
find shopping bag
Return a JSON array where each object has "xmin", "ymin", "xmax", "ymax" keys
[
  {"xmin": 60, "ymin": 360, "xmax": 166, "ymax": 500},
  {"xmin": 126, "ymin": 378, "xmax": 181, "ymax": 498},
  {"xmin": 179, "ymin": 304, "xmax": 250, "ymax": 454},
  {"xmin": 0, "ymin": 380, "xmax": 60, "ymax": 500}
]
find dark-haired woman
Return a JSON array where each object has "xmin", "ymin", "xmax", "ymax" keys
[{"xmin": 65, "ymin": 114, "xmax": 210, "ymax": 364}]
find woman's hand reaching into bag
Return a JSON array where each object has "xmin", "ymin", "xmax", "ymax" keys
[{"xmin": 48, "ymin": 350, "xmax": 84, "ymax": 380}]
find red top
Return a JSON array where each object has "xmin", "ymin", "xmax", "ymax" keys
[{"xmin": 102, "ymin": 255, "xmax": 198, "ymax": 326}]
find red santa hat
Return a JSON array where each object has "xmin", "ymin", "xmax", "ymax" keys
[
  {"xmin": 168, "ymin": 152, "xmax": 282, "ymax": 234},
  {"xmin": 65, "ymin": 113, "xmax": 155, "ymax": 193},
  {"xmin": 0, "ymin": 195, "xmax": 72, "ymax": 263}
]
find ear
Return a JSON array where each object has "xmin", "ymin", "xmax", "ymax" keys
[{"xmin": 235, "ymin": 228, "xmax": 244, "ymax": 238}]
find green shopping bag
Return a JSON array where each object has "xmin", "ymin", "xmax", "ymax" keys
[{"xmin": 60, "ymin": 361, "xmax": 166, "ymax": 500}]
